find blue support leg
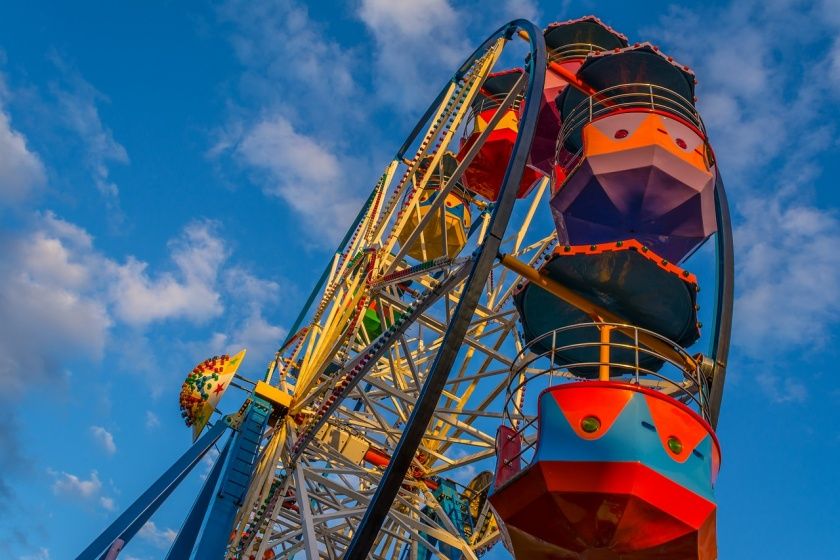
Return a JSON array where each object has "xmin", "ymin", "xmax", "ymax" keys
[
  {"xmin": 75, "ymin": 419, "xmax": 230, "ymax": 560},
  {"xmin": 191, "ymin": 397, "xmax": 272, "ymax": 559},
  {"xmin": 165, "ymin": 437, "xmax": 232, "ymax": 559}
]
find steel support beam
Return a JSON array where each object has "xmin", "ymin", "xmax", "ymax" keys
[
  {"xmin": 75, "ymin": 420, "xmax": 229, "ymax": 560},
  {"xmin": 281, "ymin": 187, "xmax": 380, "ymax": 349},
  {"xmin": 295, "ymin": 463, "xmax": 321, "ymax": 560},
  {"xmin": 191, "ymin": 397, "xmax": 272, "ymax": 559},
  {"xmin": 343, "ymin": 18, "xmax": 546, "ymax": 559},
  {"xmin": 165, "ymin": 437, "xmax": 232, "ymax": 559}
]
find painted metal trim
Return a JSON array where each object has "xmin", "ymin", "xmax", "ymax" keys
[{"xmin": 343, "ymin": 18, "xmax": 547, "ymax": 559}]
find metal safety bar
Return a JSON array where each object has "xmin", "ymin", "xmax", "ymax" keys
[
  {"xmin": 500, "ymin": 321, "xmax": 709, "ymax": 469},
  {"xmin": 547, "ymin": 42, "xmax": 609, "ymax": 63},
  {"xmin": 558, "ymin": 82, "xmax": 704, "ymax": 148},
  {"xmin": 461, "ymin": 89, "xmax": 525, "ymax": 142}
]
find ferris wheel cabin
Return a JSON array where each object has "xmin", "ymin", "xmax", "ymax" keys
[
  {"xmin": 489, "ymin": 26, "xmax": 724, "ymax": 560},
  {"xmin": 552, "ymin": 43, "xmax": 717, "ymax": 264},
  {"xmin": 528, "ymin": 16, "xmax": 629, "ymax": 176},
  {"xmin": 512, "ymin": 240, "xmax": 701, "ymax": 377},
  {"xmin": 491, "ymin": 380, "xmax": 720, "ymax": 559},
  {"xmin": 396, "ymin": 152, "xmax": 472, "ymax": 261},
  {"xmin": 458, "ymin": 68, "xmax": 542, "ymax": 200}
]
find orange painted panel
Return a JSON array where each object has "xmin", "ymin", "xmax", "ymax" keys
[
  {"xmin": 645, "ymin": 393, "xmax": 714, "ymax": 465},
  {"xmin": 550, "ymin": 385, "xmax": 633, "ymax": 440}
]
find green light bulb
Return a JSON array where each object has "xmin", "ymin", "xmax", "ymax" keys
[
  {"xmin": 667, "ymin": 436, "xmax": 683, "ymax": 454},
  {"xmin": 580, "ymin": 416, "xmax": 601, "ymax": 434}
]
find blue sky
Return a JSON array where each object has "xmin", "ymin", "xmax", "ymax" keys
[{"xmin": 0, "ymin": 1, "xmax": 838, "ymax": 559}]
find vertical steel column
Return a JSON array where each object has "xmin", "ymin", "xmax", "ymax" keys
[
  {"xmin": 191, "ymin": 397, "xmax": 272, "ymax": 559},
  {"xmin": 343, "ymin": 19, "xmax": 546, "ymax": 559}
]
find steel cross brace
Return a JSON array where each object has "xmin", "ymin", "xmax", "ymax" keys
[
  {"xmin": 343, "ymin": 18, "xmax": 546, "ymax": 559},
  {"xmin": 74, "ymin": 418, "xmax": 230, "ymax": 560}
]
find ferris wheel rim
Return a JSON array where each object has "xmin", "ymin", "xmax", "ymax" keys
[
  {"xmin": 229, "ymin": 18, "xmax": 552, "ymax": 560},
  {"xmin": 343, "ymin": 18, "xmax": 548, "ymax": 559}
]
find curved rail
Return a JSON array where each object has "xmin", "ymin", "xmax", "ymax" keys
[
  {"xmin": 548, "ymin": 42, "xmax": 610, "ymax": 63},
  {"xmin": 503, "ymin": 322, "xmax": 708, "ymax": 425},
  {"xmin": 500, "ymin": 322, "xmax": 708, "ymax": 469},
  {"xmin": 709, "ymin": 170, "xmax": 734, "ymax": 427},
  {"xmin": 559, "ymin": 82, "xmax": 705, "ymax": 145},
  {"xmin": 343, "ymin": 18, "xmax": 547, "ymax": 559}
]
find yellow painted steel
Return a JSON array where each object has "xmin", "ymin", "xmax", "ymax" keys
[
  {"xmin": 254, "ymin": 380, "xmax": 292, "ymax": 410},
  {"xmin": 279, "ymin": 41, "xmax": 507, "ymax": 423},
  {"xmin": 226, "ymin": 38, "xmax": 525, "ymax": 558},
  {"xmin": 396, "ymin": 191, "xmax": 471, "ymax": 261},
  {"xmin": 378, "ymin": 39, "xmax": 504, "ymax": 267},
  {"xmin": 296, "ymin": 258, "xmax": 371, "ymax": 402},
  {"xmin": 432, "ymin": 183, "xmax": 550, "ymax": 454},
  {"xmin": 283, "ymin": 47, "xmax": 501, "ymax": 417},
  {"xmin": 599, "ymin": 324, "xmax": 614, "ymax": 381}
]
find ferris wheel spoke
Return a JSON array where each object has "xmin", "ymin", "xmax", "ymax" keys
[
  {"xmin": 272, "ymin": 461, "xmax": 472, "ymax": 559},
  {"xmin": 427, "ymin": 448, "xmax": 499, "ymax": 477},
  {"xmin": 224, "ymin": 20, "xmax": 560, "ymax": 559}
]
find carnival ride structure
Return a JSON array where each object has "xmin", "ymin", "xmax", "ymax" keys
[{"xmin": 76, "ymin": 14, "xmax": 733, "ymax": 560}]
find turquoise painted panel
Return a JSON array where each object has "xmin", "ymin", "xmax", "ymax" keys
[{"xmin": 534, "ymin": 390, "xmax": 714, "ymax": 500}]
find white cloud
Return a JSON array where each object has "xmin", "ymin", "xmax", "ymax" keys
[
  {"xmin": 51, "ymin": 470, "xmax": 101, "ymax": 499},
  {"xmin": 735, "ymin": 197, "xmax": 840, "ymax": 354},
  {"xmin": 185, "ymin": 267, "xmax": 286, "ymax": 373},
  {"xmin": 500, "ymin": 0, "xmax": 540, "ymax": 24},
  {"xmin": 18, "ymin": 548, "xmax": 50, "ymax": 560},
  {"xmin": 219, "ymin": 311, "xmax": 286, "ymax": 365},
  {"xmin": 0, "ymin": 213, "xmax": 283, "ymax": 396},
  {"xmin": 138, "ymin": 521, "xmax": 177, "ymax": 549},
  {"xmin": 89, "ymin": 426, "xmax": 117, "ymax": 455},
  {"xmin": 650, "ymin": 1, "xmax": 838, "ymax": 185},
  {"xmin": 234, "ymin": 114, "xmax": 361, "ymax": 242},
  {"xmin": 223, "ymin": 267, "xmax": 280, "ymax": 307},
  {"xmin": 0, "ymin": 213, "xmax": 111, "ymax": 393},
  {"xmin": 218, "ymin": 0, "xmax": 358, "ymax": 119},
  {"xmin": 648, "ymin": 0, "xmax": 840, "ymax": 404},
  {"xmin": 50, "ymin": 469, "xmax": 116, "ymax": 512},
  {"xmin": 108, "ymin": 221, "xmax": 226, "ymax": 326},
  {"xmin": 360, "ymin": 0, "xmax": 459, "ymax": 41},
  {"xmin": 359, "ymin": 0, "xmax": 469, "ymax": 109},
  {"xmin": 829, "ymin": 35, "xmax": 840, "ymax": 89},
  {"xmin": 49, "ymin": 55, "xmax": 128, "ymax": 216},
  {"xmin": 199, "ymin": 446, "xmax": 220, "ymax": 481},
  {"xmin": 0, "ymin": 108, "xmax": 46, "ymax": 205},
  {"xmin": 756, "ymin": 375, "xmax": 808, "ymax": 404},
  {"xmin": 145, "ymin": 411, "xmax": 160, "ymax": 430},
  {"xmin": 215, "ymin": 1, "xmax": 384, "ymax": 245}
]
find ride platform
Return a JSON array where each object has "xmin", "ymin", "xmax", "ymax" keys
[
  {"xmin": 513, "ymin": 240, "xmax": 700, "ymax": 376},
  {"xmin": 492, "ymin": 381, "xmax": 720, "ymax": 559}
]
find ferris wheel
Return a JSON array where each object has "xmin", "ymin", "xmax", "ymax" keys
[{"xmin": 77, "ymin": 15, "xmax": 733, "ymax": 560}]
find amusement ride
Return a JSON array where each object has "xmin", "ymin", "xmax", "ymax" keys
[{"xmin": 76, "ymin": 14, "xmax": 734, "ymax": 560}]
